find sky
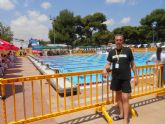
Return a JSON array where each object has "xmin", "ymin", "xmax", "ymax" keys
[{"xmin": 0, "ymin": 0, "xmax": 165, "ymax": 41}]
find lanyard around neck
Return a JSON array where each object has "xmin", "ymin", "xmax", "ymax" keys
[{"xmin": 115, "ymin": 49, "xmax": 122, "ymax": 63}]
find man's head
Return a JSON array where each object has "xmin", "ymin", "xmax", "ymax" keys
[{"xmin": 115, "ymin": 34, "xmax": 124, "ymax": 49}]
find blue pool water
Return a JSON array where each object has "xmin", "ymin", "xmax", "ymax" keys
[{"xmin": 37, "ymin": 52, "xmax": 154, "ymax": 84}]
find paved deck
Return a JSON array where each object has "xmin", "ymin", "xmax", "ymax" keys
[{"xmin": 0, "ymin": 57, "xmax": 165, "ymax": 124}]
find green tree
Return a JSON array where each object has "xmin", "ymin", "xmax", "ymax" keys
[
  {"xmin": 49, "ymin": 10, "xmax": 110, "ymax": 47},
  {"xmin": 140, "ymin": 9, "xmax": 165, "ymax": 42},
  {"xmin": 49, "ymin": 9, "xmax": 76, "ymax": 46},
  {"xmin": 72, "ymin": 15, "xmax": 85, "ymax": 46},
  {"xmin": 136, "ymin": 26, "xmax": 151, "ymax": 43},
  {"xmin": 82, "ymin": 12, "xmax": 107, "ymax": 45},
  {"xmin": 38, "ymin": 40, "xmax": 49, "ymax": 46},
  {"xmin": 92, "ymin": 30, "xmax": 112, "ymax": 46},
  {"xmin": 0, "ymin": 22, "xmax": 13, "ymax": 42},
  {"xmin": 112, "ymin": 26, "xmax": 139, "ymax": 44}
]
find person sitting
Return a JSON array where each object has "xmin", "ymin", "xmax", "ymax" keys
[
  {"xmin": 0, "ymin": 60, "xmax": 5, "ymax": 76},
  {"xmin": 146, "ymin": 47, "xmax": 165, "ymax": 88},
  {"xmin": 1, "ymin": 59, "xmax": 8, "ymax": 70},
  {"xmin": 146, "ymin": 47, "xmax": 163, "ymax": 64}
]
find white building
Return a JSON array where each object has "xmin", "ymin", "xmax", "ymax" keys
[{"xmin": 11, "ymin": 38, "xmax": 29, "ymax": 48}]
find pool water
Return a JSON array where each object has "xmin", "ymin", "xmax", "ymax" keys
[{"xmin": 37, "ymin": 52, "xmax": 154, "ymax": 84}]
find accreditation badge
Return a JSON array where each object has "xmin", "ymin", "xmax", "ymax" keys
[{"xmin": 115, "ymin": 63, "xmax": 119, "ymax": 69}]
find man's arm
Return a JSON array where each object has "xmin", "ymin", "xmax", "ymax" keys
[
  {"xmin": 102, "ymin": 62, "xmax": 111, "ymax": 77},
  {"xmin": 131, "ymin": 61, "xmax": 138, "ymax": 85}
]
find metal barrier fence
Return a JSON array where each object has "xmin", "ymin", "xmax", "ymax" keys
[
  {"xmin": 0, "ymin": 64, "xmax": 165, "ymax": 124},
  {"xmin": 72, "ymin": 49, "xmax": 96, "ymax": 54},
  {"xmin": 131, "ymin": 48, "xmax": 156, "ymax": 52},
  {"xmin": 131, "ymin": 64, "xmax": 164, "ymax": 99}
]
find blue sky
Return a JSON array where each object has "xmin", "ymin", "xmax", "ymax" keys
[{"xmin": 0, "ymin": 0, "xmax": 165, "ymax": 41}]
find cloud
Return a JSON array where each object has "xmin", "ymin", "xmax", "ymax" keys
[
  {"xmin": 10, "ymin": 10, "xmax": 50, "ymax": 41},
  {"xmin": 105, "ymin": 0, "xmax": 137, "ymax": 5},
  {"xmin": 24, "ymin": 0, "xmax": 28, "ymax": 7},
  {"xmin": 106, "ymin": 0, "xmax": 126, "ymax": 4},
  {"xmin": 27, "ymin": 10, "xmax": 48, "ymax": 22},
  {"xmin": 41, "ymin": 2, "xmax": 51, "ymax": 9},
  {"xmin": 103, "ymin": 19, "xmax": 115, "ymax": 26},
  {"xmin": 14, "ymin": 11, "xmax": 21, "ymax": 17},
  {"xmin": 12, "ymin": 0, "xmax": 19, "ymax": 5},
  {"xmin": 0, "ymin": 0, "xmax": 15, "ymax": 10},
  {"xmin": 128, "ymin": 0, "xmax": 137, "ymax": 5},
  {"xmin": 120, "ymin": 17, "xmax": 131, "ymax": 24}
]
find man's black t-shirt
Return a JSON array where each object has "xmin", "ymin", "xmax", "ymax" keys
[{"xmin": 107, "ymin": 47, "xmax": 134, "ymax": 80}]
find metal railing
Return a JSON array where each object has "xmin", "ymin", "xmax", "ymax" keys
[
  {"xmin": 0, "ymin": 70, "xmax": 113, "ymax": 124},
  {"xmin": 0, "ymin": 64, "xmax": 164, "ymax": 124},
  {"xmin": 131, "ymin": 64, "xmax": 164, "ymax": 98},
  {"xmin": 72, "ymin": 49, "xmax": 96, "ymax": 54},
  {"xmin": 131, "ymin": 48, "xmax": 156, "ymax": 52}
]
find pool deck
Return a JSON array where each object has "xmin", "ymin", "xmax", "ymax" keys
[
  {"xmin": 0, "ymin": 57, "xmax": 165, "ymax": 124},
  {"xmin": 28, "ymin": 56, "xmax": 77, "ymax": 95}
]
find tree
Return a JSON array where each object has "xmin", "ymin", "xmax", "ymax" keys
[
  {"xmin": 112, "ymin": 26, "xmax": 139, "ymax": 44},
  {"xmin": 49, "ymin": 9, "xmax": 76, "ymax": 46},
  {"xmin": 140, "ymin": 9, "xmax": 165, "ymax": 42},
  {"xmin": 72, "ymin": 15, "xmax": 84, "ymax": 46},
  {"xmin": 111, "ymin": 9, "xmax": 165, "ymax": 44},
  {"xmin": 49, "ymin": 10, "xmax": 111, "ymax": 47},
  {"xmin": 92, "ymin": 30, "xmax": 112, "ymax": 46},
  {"xmin": 0, "ymin": 22, "xmax": 13, "ymax": 42},
  {"xmin": 38, "ymin": 40, "xmax": 49, "ymax": 46},
  {"xmin": 82, "ymin": 12, "xmax": 107, "ymax": 45},
  {"xmin": 136, "ymin": 26, "xmax": 151, "ymax": 43}
]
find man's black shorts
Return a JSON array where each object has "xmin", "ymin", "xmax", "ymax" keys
[{"xmin": 110, "ymin": 78, "xmax": 131, "ymax": 93}]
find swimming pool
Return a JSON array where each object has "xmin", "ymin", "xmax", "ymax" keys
[
  {"xmin": 38, "ymin": 52, "xmax": 154, "ymax": 72},
  {"xmin": 37, "ymin": 52, "xmax": 154, "ymax": 84}
]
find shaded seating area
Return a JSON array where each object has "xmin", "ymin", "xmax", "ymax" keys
[{"xmin": 0, "ymin": 39, "xmax": 19, "ymax": 77}]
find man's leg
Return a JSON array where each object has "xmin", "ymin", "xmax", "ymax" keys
[
  {"xmin": 122, "ymin": 92, "xmax": 130, "ymax": 124},
  {"xmin": 116, "ymin": 91, "xmax": 123, "ymax": 118}
]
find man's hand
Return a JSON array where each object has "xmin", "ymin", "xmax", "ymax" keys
[
  {"xmin": 102, "ymin": 69, "xmax": 108, "ymax": 78},
  {"xmin": 131, "ymin": 61, "xmax": 138, "ymax": 86},
  {"xmin": 102, "ymin": 62, "xmax": 111, "ymax": 78},
  {"xmin": 133, "ymin": 76, "xmax": 138, "ymax": 86}
]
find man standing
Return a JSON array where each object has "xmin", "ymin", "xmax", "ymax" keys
[{"xmin": 103, "ymin": 34, "xmax": 138, "ymax": 124}]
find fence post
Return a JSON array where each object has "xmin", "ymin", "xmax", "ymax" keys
[
  {"xmin": 160, "ymin": 65, "xmax": 164, "ymax": 88},
  {"xmin": 130, "ymin": 106, "xmax": 137, "ymax": 118},
  {"xmin": 101, "ymin": 105, "xmax": 113, "ymax": 124},
  {"xmin": 0, "ymin": 79, "xmax": 7, "ymax": 124}
]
